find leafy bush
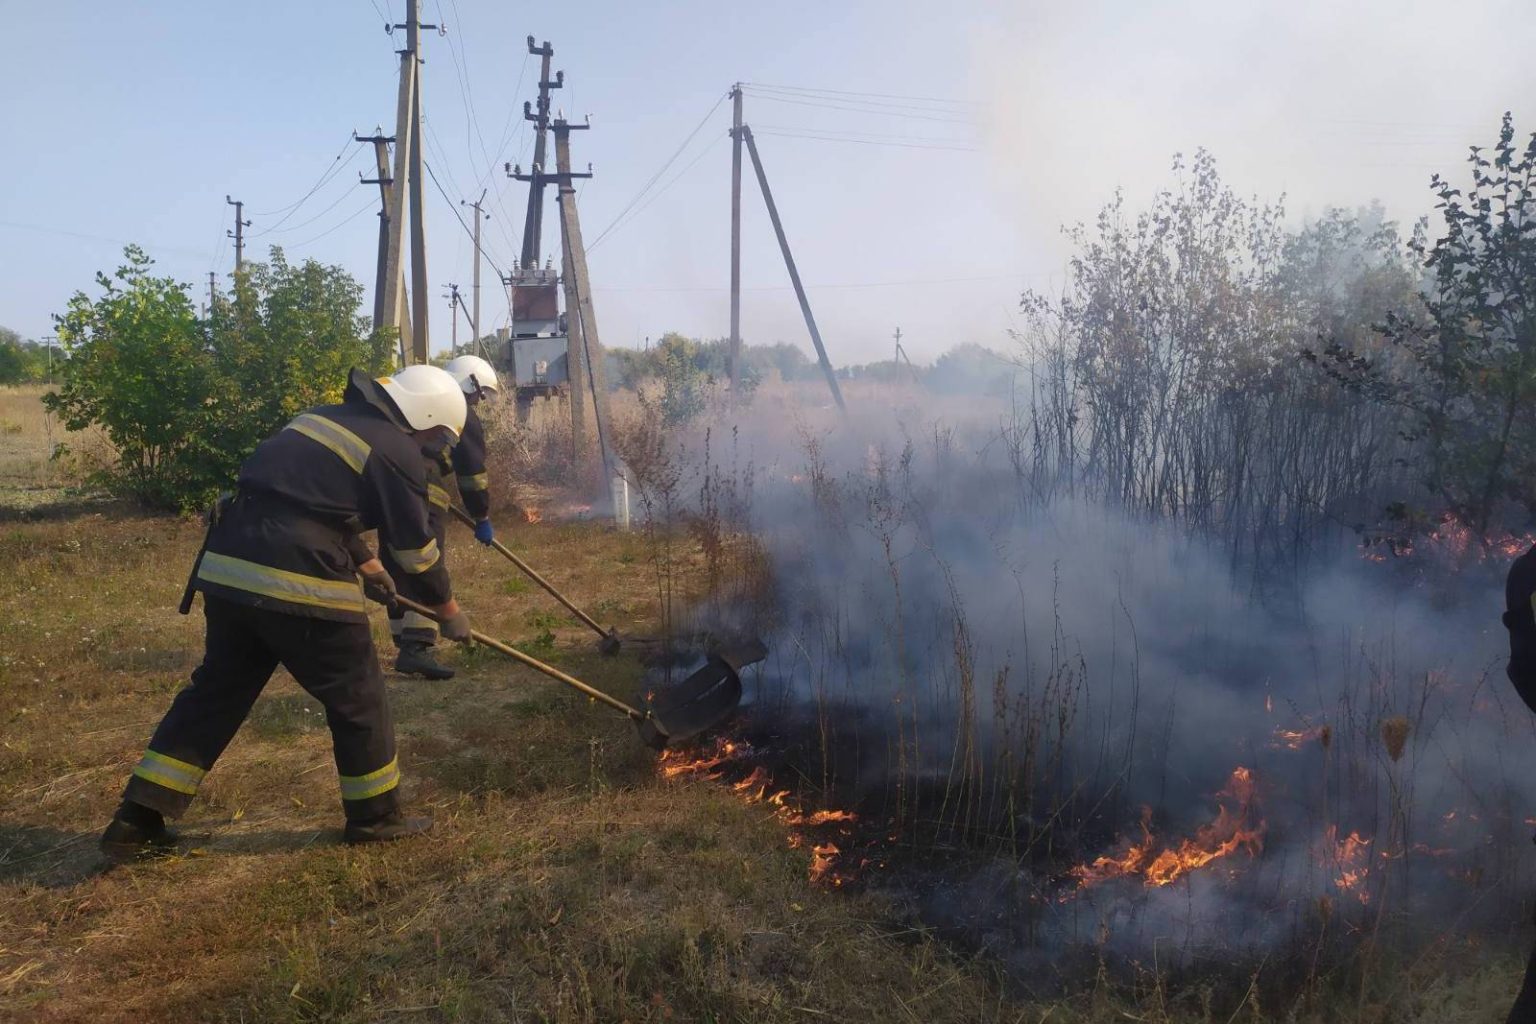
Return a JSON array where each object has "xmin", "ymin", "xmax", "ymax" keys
[
  {"xmin": 46, "ymin": 246, "xmax": 393, "ymax": 511},
  {"xmin": 46, "ymin": 248, "xmax": 224, "ymax": 508}
]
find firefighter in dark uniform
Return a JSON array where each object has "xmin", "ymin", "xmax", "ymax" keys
[
  {"xmin": 388, "ymin": 354, "xmax": 501, "ymax": 679},
  {"xmin": 1505, "ymin": 544, "xmax": 1536, "ymax": 1022},
  {"xmin": 99, "ymin": 365, "xmax": 472, "ymax": 861}
]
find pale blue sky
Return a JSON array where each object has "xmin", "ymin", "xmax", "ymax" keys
[{"xmin": 3, "ymin": 1, "xmax": 1532, "ymax": 362}]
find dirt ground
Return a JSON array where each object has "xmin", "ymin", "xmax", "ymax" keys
[{"xmin": 0, "ymin": 386, "xmax": 1522, "ymax": 1023}]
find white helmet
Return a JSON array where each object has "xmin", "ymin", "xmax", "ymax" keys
[
  {"xmin": 377, "ymin": 365, "xmax": 467, "ymax": 440},
  {"xmin": 444, "ymin": 354, "xmax": 500, "ymax": 397}
]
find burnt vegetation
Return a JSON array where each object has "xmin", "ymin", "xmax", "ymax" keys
[{"xmin": 614, "ymin": 116, "xmax": 1536, "ymax": 1017}]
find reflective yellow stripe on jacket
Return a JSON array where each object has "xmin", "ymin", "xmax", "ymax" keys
[
  {"xmin": 339, "ymin": 757, "xmax": 400, "ymax": 801},
  {"xmin": 198, "ymin": 552, "xmax": 367, "ymax": 613},
  {"xmin": 459, "ymin": 472, "xmax": 489, "ymax": 492},
  {"xmin": 387, "ymin": 537, "xmax": 440, "ymax": 575},
  {"xmin": 132, "ymin": 750, "xmax": 207, "ymax": 796},
  {"xmin": 286, "ymin": 413, "xmax": 372, "ymax": 474},
  {"xmin": 427, "ymin": 482, "xmax": 451, "ymax": 509}
]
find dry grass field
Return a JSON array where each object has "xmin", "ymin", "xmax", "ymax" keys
[{"xmin": 0, "ymin": 386, "xmax": 1523, "ymax": 1023}]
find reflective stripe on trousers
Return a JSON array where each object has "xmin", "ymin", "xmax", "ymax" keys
[
  {"xmin": 339, "ymin": 757, "xmax": 400, "ymax": 802},
  {"xmin": 132, "ymin": 749, "xmax": 207, "ymax": 796}
]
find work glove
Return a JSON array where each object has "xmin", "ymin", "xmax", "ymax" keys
[
  {"xmin": 473, "ymin": 518, "xmax": 495, "ymax": 546},
  {"xmin": 439, "ymin": 609, "xmax": 473, "ymax": 642},
  {"xmin": 361, "ymin": 568, "xmax": 398, "ymax": 607}
]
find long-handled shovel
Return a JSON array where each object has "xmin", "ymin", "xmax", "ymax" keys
[
  {"xmin": 384, "ymin": 594, "xmax": 755, "ymax": 750},
  {"xmin": 448, "ymin": 505, "xmax": 625, "ymax": 655}
]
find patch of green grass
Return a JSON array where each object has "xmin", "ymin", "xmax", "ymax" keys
[
  {"xmin": 521, "ymin": 626, "xmax": 557, "ymax": 656},
  {"xmin": 500, "ymin": 575, "xmax": 531, "ymax": 596},
  {"xmin": 247, "ymin": 693, "xmax": 328, "ymax": 740}
]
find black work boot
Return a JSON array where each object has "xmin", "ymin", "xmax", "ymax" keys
[
  {"xmin": 99, "ymin": 800, "xmax": 179, "ymax": 864},
  {"xmin": 343, "ymin": 811, "xmax": 434, "ymax": 845},
  {"xmin": 394, "ymin": 640, "xmax": 454, "ymax": 680}
]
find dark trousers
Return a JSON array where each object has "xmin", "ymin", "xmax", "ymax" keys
[
  {"xmin": 383, "ymin": 507, "xmax": 448, "ymax": 648},
  {"xmin": 1512, "ymin": 927, "xmax": 1536, "ymax": 1023},
  {"xmin": 123, "ymin": 596, "xmax": 400, "ymax": 823}
]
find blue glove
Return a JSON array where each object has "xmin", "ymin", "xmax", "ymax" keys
[{"xmin": 473, "ymin": 518, "xmax": 495, "ymax": 545}]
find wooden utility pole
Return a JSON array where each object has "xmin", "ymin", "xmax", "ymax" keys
[
  {"xmin": 520, "ymin": 38, "xmax": 561, "ymax": 267},
  {"xmin": 381, "ymin": 0, "xmax": 437, "ymax": 365},
  {"xmin": 461, "ymin": 190, "xmax": 487, "ymax": 354},
  {"xmin": 740, "ymin": 126, "xmax": 845, "ymax": 412},
  {"xmin": 728, "ymin": 84, "xmax": 743, "ymax": 395},
  {"xmin": 225, "ymin": 196, "xmax": 250, "ymax": 273}
]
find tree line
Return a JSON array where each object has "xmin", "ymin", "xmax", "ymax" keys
[{"xmin": 1011, "ymin": 114, "xmax": 1536, "ymax": 579}]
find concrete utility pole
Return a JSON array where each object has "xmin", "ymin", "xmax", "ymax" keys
[
  {"xmin": 225, "ymin": 196, "xmax": 250, "ymax": 273},
  {"xmin": 445, "ymin": 284, "xmax": 460, "ymax": 351},
  {"xmin": 520, "ymin": 38, "xmax": 561, "ymax": 267},
  {"xmin": 381, "ymin": 0, "xmax": 437, "ymax": 365},
  {"xmin": 740, "ymin": 126, "xmax": 846, "ymax": 412},
  {"xmin": 461, "ymin": 190, "xmax": 487, "ymax": 355},
  {"xmin": 552, "ymin": 114, "xmax": 613, "ymax": 477},
  {"xmin": 208, "ymin": 272, "xmax": 217, "ymax": 316},
  {"xmin": 728, "ymin": 84, "xmax": 743, "ymax": 395},
  {"xmin": 357, "ymin": 129, "xmax": 411, "ymax": 362}
]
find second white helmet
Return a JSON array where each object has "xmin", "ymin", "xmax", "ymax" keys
[
  {"xmin": 377, "ymin": 365, "xmax": 468, "ymax": 440},
  {"xmin": 443, "ymin": 354, "xmax": 500, "ymax": 397}
]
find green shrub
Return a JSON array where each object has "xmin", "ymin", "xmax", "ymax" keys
[{"xmin": 46, "ymin": 246, "xmax": 394, "ymax": 511}]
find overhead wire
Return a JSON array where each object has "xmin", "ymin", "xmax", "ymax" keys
[
  {"xmin": 753, "ymin": 128, "xmax": 976, "ymax": 153},
  {"xmin": 424, "ymin": 158, "xmax": 509, "ymax": 282},
  {"xmin": 585, "ymin": 92, "xmax": 729, "ymax": 252},
  {"xmin": 253, "ymin": 162, "xmax": 372, "ymax": 237},
  {"xmin": 285, "ymin": 196, "xmax": 380, "ymax": 251},
  {"xmin": 743, "ymin": 91, "xmax": 975, "ymax": 125},
  {"xmin": 588, "ymin": 135, "xmax": 725, "ymax": 254},
  {"xmin": 248, "ymin": 135, "xmax": 363, "ymax": 230},
  {"xmin": 739, "ymin": 81, "xmax": 976, "ymax": 108}
]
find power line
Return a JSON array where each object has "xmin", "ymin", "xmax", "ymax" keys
[
  {"xmin": 591, "ymin": 272, "xmax": 1037, "ymax": 294},
  {"xmin": 423, "ymin": 158, "xmax": 508, "ymax": 281},
  {"xmin": 248, "ymin": 135, "xmax": 361, "ymax": 223},
  {"xmin": 740, "ymin": 81, "xmax": 976, "ymax": 108},
  {"xmin": 285, "ymin": 195, "xmax": 380, "ymax": 251},
  {"xmin": 586, "ymin": 92, "xmax": 728, "ymax": 251},
  {"xmin": 254, "ymin": 165, "xmax": 370, "ymax": 236},
  {"xmin": 589, "ymin": 135, "xmax": 725, "ymax": 253},
  {"xmin": 753, "ymin": 128, "xmax": 977, "ymax": 153},
  {"xmin": 744, "ymin": 91, "xmax": 975, "ymax": 125},
  {"xmin": 0, "ymin": 219, "xmax": 210, "ymax": 259}
]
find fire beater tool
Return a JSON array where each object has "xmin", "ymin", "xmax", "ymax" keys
[
  {"xmin": 383, "ymin": 594, "xmax": 761, "ymax": 749},
  {"xmin": 448, "ymin": 504, "xmax": 625, "ymax": 654}
]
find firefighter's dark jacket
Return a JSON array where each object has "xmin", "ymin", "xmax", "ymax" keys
[
  {"xmin": 194, "ymin": 376, "xmax": 453, "ymax": 623},
  {"xmin": 1503, "ymin": 543, "xmax": 1536, "ymax": 715},
  {"xmin": 423, "ymin": 401, "xmax": 490, "ymax": 520}
]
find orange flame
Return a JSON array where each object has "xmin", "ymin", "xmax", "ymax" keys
[
  {"xmin": 809, "ymin": 843, "xmax": 842, "ymax": 884},
  {"xmin": 1269, "ymin": 725, "xmax": 1325, "ymax": 751},
  {"xmin": 1321, "ymin": 825, "xmax": 1372, "ymax": 904},
  {"xmin": 1073, "ymin": 767, "xmax": 1265, "ymax": 889},
  {"xmin": 656, "ymin": 737, "xmax": 862, "ymax": 886}
]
